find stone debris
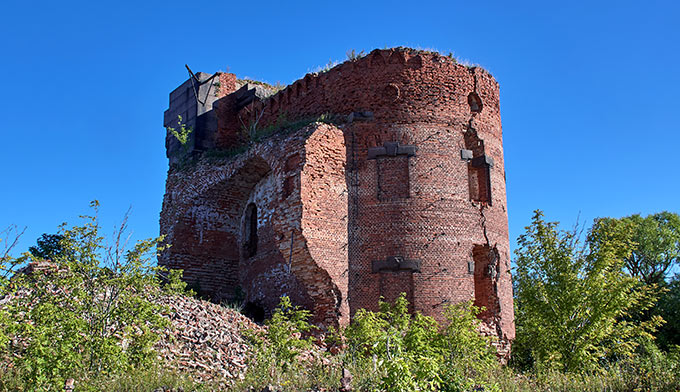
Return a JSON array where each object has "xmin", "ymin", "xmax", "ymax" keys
[
  {"xmin": 1, "ymin": 263, "xmax": 264, "ymax": 387},
  {"xmin": 339, "ymin": 368, "xmax": 353, "ymax": 391},
  {"xmin": 154, "ymin": 294, "xmax": 263, "ymax": 386}
]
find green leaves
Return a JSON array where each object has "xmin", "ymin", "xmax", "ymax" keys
[
  {"xmin": 264, "ymin": 295, "xmax": 315, "ymax": 368},
  {"xmin": 513, "ymin": 211, "xmax": 663, "ymax": 373},
  {"xmin": 241, "ymin": 296, "xmax": 318, "ymax": 388},
  {"xmin": 0, "ymin": 202, "xmax": 185, "ymax": 390},
  {"xmin": 167, "ymin": 115, "xmax": 192, "ymax": 147},
  {"xmin": 344, "ymin": 294, "xmax": 498, "ymax": 392},
  {"xmin": 598, "ymin": 212, "xmax": 680, "ymax": 286}
]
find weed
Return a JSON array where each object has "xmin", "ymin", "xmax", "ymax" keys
[{"xmin": 346, "ymin": 49, "xmax": 366, "ymax": 61}]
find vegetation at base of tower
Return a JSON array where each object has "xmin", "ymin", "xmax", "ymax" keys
[
  {"xmin": 343, "ymin": 295, "xmax": 499, "ymax": 392},
  {"xmin": 233, "ymin": 294, "xmax": 500, "ymax": 392},
  {"xmin": 1, "ymin": 208, "xmax": 680, "ymax": 391},
  {"xmin": 0, "ymin": 201, "xmax": 187, "ymax": 391},
  {"xmin": 238, "ymin": 295, "xmax": 320, "ymax": 389}
]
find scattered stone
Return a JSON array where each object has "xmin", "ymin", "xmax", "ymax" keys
[
  {"xmin": 64, "ymin": 378, "xmax": 75, "ymax": 391},
  {"xmin": 153, "ymin": 294, "xmax": 263, "ymax": 387},
  {"xmin": 340, "ymin": 368, "xmax": 353, "ymax": 391}
]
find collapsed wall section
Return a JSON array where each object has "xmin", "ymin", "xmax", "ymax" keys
[{"xmin": 159, "ymin": 123, "xmax": 349, "ymax": 327}]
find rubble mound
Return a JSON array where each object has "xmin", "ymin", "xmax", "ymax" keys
[{"xmin": 154, "ymin": 294, "xmax": 262, "ymax": 385}]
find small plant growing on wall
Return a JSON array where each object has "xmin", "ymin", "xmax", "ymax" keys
[
  {"xmin": 239, "ymin": 103, "xmax": 267, "ymax": 143},
  {"xmin": 166, "ymin": 115, "xmax": 193, "ymax": 149},
  {"xmin": 166, "ymin": 115, "xmax": 194, "ymax": 167},
  {"xmin": 346, "ymin": 49, "xmax": 365, "ymax": 61}
]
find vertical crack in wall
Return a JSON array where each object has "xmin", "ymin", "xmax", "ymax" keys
[
  {"xmin": 466, "ymin": 68, "xmax": 506, "ymax": 347},
  {"xmin": 478, "ymin": 204, "xmax": 505, "ymax": 345}
]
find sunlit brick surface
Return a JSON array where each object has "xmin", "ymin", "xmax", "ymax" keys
[{"xmin": 160, "ymin": 48, "xmax": 514, "ymax": 357}]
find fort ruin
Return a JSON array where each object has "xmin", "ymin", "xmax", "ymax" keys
[{"xmin": 159, "ymin": 48, "xmax": 515, "ymax": 355}]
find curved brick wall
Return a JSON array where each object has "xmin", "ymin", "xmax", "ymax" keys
[
  {"xmin": 218, "ymin": 49, "xmax": 502, "ymax": 147},
  {"xmin": 162, "ymin": 47, "xmax": 514, "ymax": 355}
]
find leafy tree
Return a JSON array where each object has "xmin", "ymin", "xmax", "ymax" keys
[
  {"xmin": 595, "ymin": 212, "xmax": 680, "ymax": 349},
  {"xmin": 0, "ymin": 201, "xmax": 185, "ymax": 390},
  {"xmin": 28, "ymin": 233, "xmax": 67, "ymax": 260},
  {"xmin": 513, "ymin": 211, "xmax": 663, "ymax": 373},
  {"xmin": 599, "ymin": 212, "xmax": 680, "ymax": 286},
  {"xmin": 656, "ymin": 274, "xmax": 680, "ymax": 349}
]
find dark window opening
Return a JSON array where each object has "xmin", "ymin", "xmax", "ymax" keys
[
  {"xmin": 472, "ymin": 245, "xmax": 500, "ymax": 323},
  {"xmin": 243, "ymin": 301, "xmax": 265, "ymax": 323},
  {"xmin": 468, "ymin": 92, "xmax": 483, "ymax": 113},
  {"xmin": 464, "ymin": 131, "xmax": 492, "ymax": 204},
  {"xmin": 244, "ymin": 203, "xmax": 258, "ymax": 258}
]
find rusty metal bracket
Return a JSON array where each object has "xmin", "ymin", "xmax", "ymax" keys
[{"xmin": 185, "ymin": 64, "xmax": 219, "ymax": 106}]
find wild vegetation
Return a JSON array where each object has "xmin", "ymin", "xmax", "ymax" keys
[
  {"xmin": 0, "ymin": 202, "xmax": 189, "ymax": 391},
  {"xmin": 0, "ymin": 206, "xmax": 678, "ymax": 391}
]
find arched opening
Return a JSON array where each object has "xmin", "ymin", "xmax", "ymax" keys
[
  {"xmin": 244, "ymin": 203, "xmax": 258, "ymax": 258},
  {"xmin": 468, "ymin": 92, "xmax": 483, "ymax": 113},
  {"xmin": 243, "ymin": 301, "xmax": 265, "ymax": 323},
  {"xmin": 171, "ymin": 155, "xmax": 271, "ymax": 303}
]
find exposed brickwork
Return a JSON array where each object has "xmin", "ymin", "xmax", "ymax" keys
[{"xmin": 159, "ymin": 48, "xmax": 514, "ymax": 356}]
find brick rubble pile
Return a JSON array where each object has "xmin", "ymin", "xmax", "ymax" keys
[{"xmin": 154, "ymin": 294, "xmax": 262, "ymax": 385}]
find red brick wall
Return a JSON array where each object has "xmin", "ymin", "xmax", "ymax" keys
[
  {"xmin": 160, "ymin": 124, "xmax": 349, "ymax": 327},
  {"xmin": 161, "ymin": 48, "xmax": 514, "ymax": 352}
]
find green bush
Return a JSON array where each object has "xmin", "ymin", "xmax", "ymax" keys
[
  {"xmin": 0, "ymin": 202, "xmax": 186, "ymax": 390},
  {"xmin": 513, "ymin": 211, "xmax": 662, "ymax": 373},
  {"xmin": 344, "ymin": 293, "xmax": 499, "ymax": 392},
  {"xmin": 237, "ymin": 295, "xmax": 326, "ymax": 390}
]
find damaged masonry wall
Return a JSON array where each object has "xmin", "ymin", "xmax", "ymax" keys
[{"xmin": 159, "ymin": 48, "xmax": 514, "ymax": 357}]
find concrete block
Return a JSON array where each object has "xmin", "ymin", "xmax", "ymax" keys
[
  {"xmin": 472, "ymin": 155, "xmax": 494, "ymax": 167},
  {"xmin": 367, "ymin": 147, "xmax": 386, "ymax": 159},
  {"xmin": 372, "ymin": 256, "xmax": 421, "ymax": 273},
  {"xmin": 169, "ymin": 79, "xmax": 193, "ymax": 102},
  {"xmin": 397, "ymin": 145, "xmax": 416, "ymax": 156},
  {"xmin": 384, "ymin": 142, "xmax": 399, "ymax": 156}
]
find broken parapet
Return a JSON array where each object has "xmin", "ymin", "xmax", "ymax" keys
[
  {"xmin": 162, "ymin": 71, "xmax": 278, "ymax": 164},
  {"xmin": 164, "ymin": 72, "xmax": 219, "ymax": 164}
]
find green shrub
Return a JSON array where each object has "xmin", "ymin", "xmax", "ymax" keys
[
  {"xmin": 344, "ymin": 293, "xmax": 499, "ymax": 392},
  {"xmin": 238, "ymin": 295, "xmax": 325, "ymax": 390},
  {"xmin": 0, "ymin": 202, "xmax": 186, "ymax": 390},
  {"xmin": 513, "ymin": 211, "xmax": 662, "ymax": 373}
]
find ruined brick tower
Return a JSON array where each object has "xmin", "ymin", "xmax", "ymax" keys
[{"xmin": 159, "ymin": 48, "xmax": 514, "ymax": 355}]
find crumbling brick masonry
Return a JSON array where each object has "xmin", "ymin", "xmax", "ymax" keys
[{"xmin": 159, "ymin": 48, "xmax": 515, "ymax": 356}]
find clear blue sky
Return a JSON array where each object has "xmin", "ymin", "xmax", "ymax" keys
[{"xmin": 1, "ymin": 0, "xmax": 678, "ymax": 258}]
